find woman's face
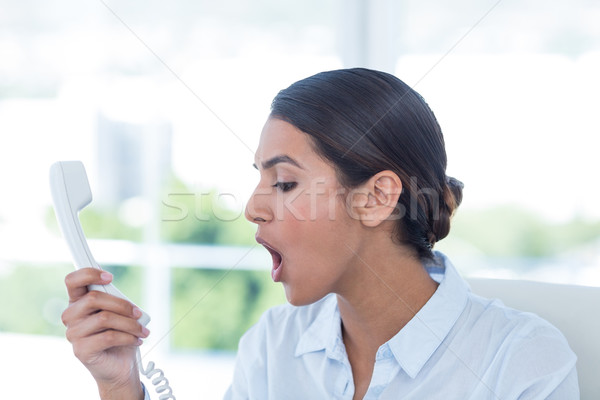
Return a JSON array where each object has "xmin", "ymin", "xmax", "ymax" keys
[{"xmin": 245, "ymin": 117, "xmax": 364, "ymax": 306}]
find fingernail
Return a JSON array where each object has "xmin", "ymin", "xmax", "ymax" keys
[
  {"xmin": 132, "ymin": 307, "xmax": 142, "ymax": 318},
  {"xmin": 100, "ymin": 272, "xmax": 113, "ymax": 282},
  {"xmin": 137, "ymin": 338, "xmax": 143, "ymax": 346},
  {"xmin": 141, "ymin": 327, "xmax": 150, "ymax": 337}
]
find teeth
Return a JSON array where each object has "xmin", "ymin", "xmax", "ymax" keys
[
  {"xmin": 265, "ymin": 245, "xmax": 282, "ymax": 261},
  {"xmin": 258, "ymin": 240, "xmax": 284, "ymax": 282},
  {"xmin": 263, "ymin": 243, "xmax": 279, "ymax": 256},
  {"xmin": 256, "ymin": 238, "xmax": 283, "ymax": 269}
]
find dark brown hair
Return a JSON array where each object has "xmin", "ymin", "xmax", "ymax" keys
[{"xmin": 270, "ymin": 68, "xmax": 463, "ymax": 259}]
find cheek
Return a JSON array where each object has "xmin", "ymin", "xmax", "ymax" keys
[
  {"xmin": 283, "ymin": 194, "xmax": 353, "ymax": 263},
  {"xmin": 283, "ymin": 184, "xmax": 346, "ymax": 223},
  {"xmin": 279, "ymin": 198, "xmax": 359, "ymax": 304}
]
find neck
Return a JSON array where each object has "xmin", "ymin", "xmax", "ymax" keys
[{"xmin": 336, "ymin": 243, "xmax": 439, "ymax": 357}]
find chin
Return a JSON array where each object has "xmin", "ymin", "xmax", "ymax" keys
[{"xmin": 283, "ymin": 284, "xmax": 326, "ymax": 307}]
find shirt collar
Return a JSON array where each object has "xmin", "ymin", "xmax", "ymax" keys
[
  {"xmin": 295, "ymin": 252, "xmax": 470, "ymax": 378},
  {"xmin": 388, "ymin": 252, "xmax": 469, "ymax": 378},
  {"xmin": 294, "ymin": 293, "xmax": 340, "ymax": 357}
]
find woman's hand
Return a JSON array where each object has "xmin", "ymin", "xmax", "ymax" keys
[{"xmin": 62, "ymin": 268, "xmax": 149, "ymax": 400}]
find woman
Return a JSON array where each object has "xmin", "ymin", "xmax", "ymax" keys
[{"xmin": 62, "ymin": 68, "xmax": 578, "ymax": 399}]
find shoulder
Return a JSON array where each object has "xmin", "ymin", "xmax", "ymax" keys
[
  {"xmin": 464, "ymin": 291, "xmax": 572, "ymax": 348},
  {"xmin": 461, "ymin": 290, "xmax": 575, "ymax": 358},
  {"xmin": 458, "ymin": 292, "xmax": 578, "ymax": 397}
]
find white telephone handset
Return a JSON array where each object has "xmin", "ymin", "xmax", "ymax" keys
[
  {"xmin": 50, "ymin": 161, "xmax": 175, "ymax": 400},
  {"xmin": 49, "ymin": 161, "xmax": 151, "ymax": 326}
]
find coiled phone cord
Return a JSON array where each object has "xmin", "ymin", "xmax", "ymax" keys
[{"xmin": 136, "ymin": 348, "xmax": 176, "ymax": 400}]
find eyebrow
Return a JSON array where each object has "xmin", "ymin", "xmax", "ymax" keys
[{"xmin": 252, "ymin": 155, "xmax": 304, "ymax": 170}]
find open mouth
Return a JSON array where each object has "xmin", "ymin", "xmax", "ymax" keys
[{"xmin": 256, "ymin": 237, "xmax": 284, "ymax": 282}]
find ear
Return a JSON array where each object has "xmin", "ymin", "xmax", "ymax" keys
[{"xmin": 350, "ymin": 170, "xmax": 402, "ymax": 227}]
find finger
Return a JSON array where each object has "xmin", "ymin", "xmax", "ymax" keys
[
  {"xmin": 65, "ymin": 268, "xmax": 113, "ymax": 302},
  {"xmin": 66, "ymin": 310, "xmax": 149, "ymax": 344},
  {"xmin": 62, "ymin": 290, "xmax": 140, "ymax": 327},
  {"xmin": 73, "ymin": 330, "xmax": 143, "ymax": 364}
]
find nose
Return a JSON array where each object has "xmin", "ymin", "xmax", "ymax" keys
[{"xmin": 245, "ymin": 184, "xmax": 272, "ymax": 224}]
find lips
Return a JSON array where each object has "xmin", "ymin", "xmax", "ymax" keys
[{"xmin": 255, "ymin": 236, "xmax": 284, "ymax": 282}]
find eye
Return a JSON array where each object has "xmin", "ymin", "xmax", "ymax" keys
[{"xmin": 273, "ymin": 181, "xmax": 297, "ymax": 192}]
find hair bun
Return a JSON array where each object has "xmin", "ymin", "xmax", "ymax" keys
[
  {"xmin": 429, "ymin": 176, "xmax": 464, "ymax": 246},
  {"xmin": 446, "ymin": 175, "xmax": 464, "ymax": 188},
  {"xmin": 445, "ymin": 176, "xmax": 464, "ymax": 210}
]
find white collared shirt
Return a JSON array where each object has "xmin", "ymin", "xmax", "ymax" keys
[{"xmin": 222, "ymin": 252, "xmax": 579, "ymax": 399}]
